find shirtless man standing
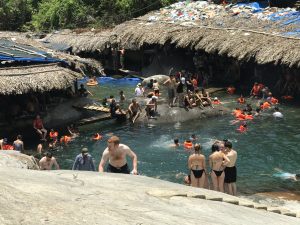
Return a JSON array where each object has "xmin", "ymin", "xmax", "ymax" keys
[
  {"xmin": 98, "ymin": 136, "xmax": 138, "ymax": 174},
  {"xmin": 209, "ymin": 143, "xmax": 230, "ymax": 192},
  {"xmin": 163, "ymin": 74, "xmax": 177, "ymax": 107},
  {"xmin": 224, "ymin": 141, "xmax": 238, "ymax": 196},
  {"xmin": 39, "ymin": 152, "xmax": 60, "ymax": 170},
  {"xmin": 128, "ymin": 99, "xmax": 142, "ymax": 124}
]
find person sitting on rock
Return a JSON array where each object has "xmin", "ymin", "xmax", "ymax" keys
[
  {"xmin": 33, "ymin": 114, "xmax": 47, "ymax": 141},
  {"xmin": 78, "ymin": 84, "xmax": 91, "ymax": 97},
  {"xmin": 200, "ymin": 88, "xmax": 213, "ymax": 107}
]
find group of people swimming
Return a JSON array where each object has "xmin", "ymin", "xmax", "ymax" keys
[{"xmin": 230, "ymin": 82, "xmax": 283, "ymax": 132}]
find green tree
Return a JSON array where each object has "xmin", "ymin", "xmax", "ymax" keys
[
  {"xmin": 0, "ymin": 0, "xmax": 33, "ymax": 30},
  {"xmin": 32, "ymin": 0, "xmax": 90, "ymax": 31}
]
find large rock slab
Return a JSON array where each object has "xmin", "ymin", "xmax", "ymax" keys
[
  {"xmin": 0, "ymin": 167, "xmax": 299, "ymax": 225},
  {"xmin": 0, "ymin": 151, "xmax": 39, "ymax": 170}
]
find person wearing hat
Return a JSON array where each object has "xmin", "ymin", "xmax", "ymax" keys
[
  {"xmin": 135, "ymin": 83, "xmax": 145, "ymax": 97},
  {"xmin": 72, "ymin": 148, "xmax": 96, "ymax": 171},
  {"xmin": 0, "ymin": 138, "xmax": 7, "ymax": 150},
  {"xmin": 98, "ymin": 136, "xmax": 138, "ymax": 174}
]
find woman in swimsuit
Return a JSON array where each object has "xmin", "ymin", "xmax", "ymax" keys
[
  {"xmin": 209, "ymin": 143, "xmax": 230, "ymax": 192},
  {"xmin": 13, "ymin": 135, "xmax": 24, "ymax": 152},
  {"xmin": 188, "ymin": 144, "xmax": 206, "ymax": 188}
]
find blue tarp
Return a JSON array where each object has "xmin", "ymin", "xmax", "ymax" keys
[
  {"xmin": 235, "ymin": 2, "xmax": 300, "ymax": 37},
  {"xmin": 0, "ymin": 39, "xmax": 64, "ymax": 63}
]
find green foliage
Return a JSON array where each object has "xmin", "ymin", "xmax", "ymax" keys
[
  {"xmin": 32, "ymin": 0, "xmax": 91, "ymax": 31},
  {"xmin": 0, "ymin": 0, "xmax": 177, "ymax": 31},
  {"xmin": 0, "ymin": 0, "xmax": 33, "ymax": 31}
]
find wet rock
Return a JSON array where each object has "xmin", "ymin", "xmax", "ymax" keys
[
  {"xmin": 0, "ymin": 151, "xmax": 39, "ymax": 170},
  {"xmin": 142, "ymin": 75, "xmax": 169, "ymax": 86}
]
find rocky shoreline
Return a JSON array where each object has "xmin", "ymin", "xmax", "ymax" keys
[{"xmin": 0, "ymin": 151, "xmax": 299, "ymax": 224}]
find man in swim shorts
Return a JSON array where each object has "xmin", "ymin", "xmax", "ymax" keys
[
  {"xmin": 224, "ymin": 140, "xmax": 238, "ymax": 196},
  {"xmin": 98, "ymin": 136, "xmax": 138, "ymax": 175}
]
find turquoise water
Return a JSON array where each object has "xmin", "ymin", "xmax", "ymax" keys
[{"xmin": 54, "ymin": 78, "xmax": 300, "ymax": 195}]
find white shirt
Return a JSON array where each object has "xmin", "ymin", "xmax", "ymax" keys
[
  {"xmin": 135, "ymin": 87, "xmax": 144, "ymax": 96},
  {"xmin": 273, "ymin": 111, "xmax": 283, "ymax": 118}
]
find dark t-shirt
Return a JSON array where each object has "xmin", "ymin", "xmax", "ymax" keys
[{"xmin": 177, "ymin": 82, "xmax": 184, "ymax": 93}]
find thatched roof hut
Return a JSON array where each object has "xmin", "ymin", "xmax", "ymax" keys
[
  {"xmin": 113, "ymin": 17, "xmax": 300, "ymax": 68},
  {"xmin": 43, "ymin": 29, "xmax": 117, "ymax": 55},
  {"xmin": 0, "ymin": 32, "xmax": 104, "ymax": 73},
  {"xmin": 0, "ymin": 63, "xmax": 81, "ymax": 95},
  {"xmin": 42, "ymin": 2, "xmax": 300, "ymax": 68}
]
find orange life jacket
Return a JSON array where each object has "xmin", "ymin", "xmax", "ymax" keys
[
  {"xmin": 212, "ymin": 100, "xmax": 221, "ymax": 105},
  {"xmin": 2, "ymin": 144, "xmax": 14, "ymax": 150},
  {"xmin": 261, "ymin": 102, "xmax": 271, "ymax": 110},
  {"xmin": 245, "ymin": 114, "xmax": 253, "ymax": 120},
  {"xmin": 271, "ymin": 97, "xmax": 278, "ymax": 104},
  {"xmin": 50, "ymin": 131, "xmax": 58, "ymax": 139},
  {"xmin": 237, "ymin": 125, "xmax": 247, "ymax": 132},
  {"xmin": 238, "ymin": 98, "xmax": 245, "ymax": 104},
  {"xmin": 92, "ymin": 133, "xmax": 102, "ymax": 141},
  {"xmin": 183, "ymin": 141, "xmax": 193, "ymax": 149},
  {"xmin": 281, "ymin": 95, "xmax": 293, "ymax": 100},
  {"xmin": 60, "ymin": 136, "xmax": 71, "ymax": 144},
  {"xmin": 237, "ymin": 113, "xmax": 246, "ymax": 120},
  {"xmin": 233, "ymin": 109, "xmax": 242, "ymax": 117}
]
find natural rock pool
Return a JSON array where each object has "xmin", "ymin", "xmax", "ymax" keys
[{"xmin": 37, "ymin": 78, "xmax": 300, "ymax": 200}]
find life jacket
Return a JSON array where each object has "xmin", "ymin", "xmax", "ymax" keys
[
  {"xmin": 60, "ymin": 136, "xmax": 71, "ymax": 144},
  {"xmin": 49, "ymin": 131, "xmax": 58, "ymax": 139},
  {"xmin": 227, "ymin": 87, "xmax": 236, "ymax": 95},
  {"xmin": 281, "ymin": 95, "xmax": 293, "ymax": 100},
  {"xmin": 92, "ymin": 133, "xmax": 102, "ymax": 141},
  {"xmin": 233, "ymin": 109, "xmax": 242, "ymax": 117},
  {"xmin": 2, "ymin": 144, "xmax": 14, "ymax": 150},
  {"xmin": 245, "ymin": 114, "xmax": 253, "ymax": 120},
  {"xmin": 183, "ymin": 141, "xmax": 193, "ymax": 149},
  {"xmin": 271, "ymin": 97, "xmax": 279, "ymax": 104},
  {"xmin": 261, "ymin": 102, "xmax": 271, "ymax": 110},
  {"xmin": 212, "ymin": 100, "xmax": 221, "ymax": 105},
  {"xmin": 237, "ymin": 125, "xmax": 247, "ymax": 132},
  {"xmin": 238, "ymin": 97, "xmax": 245, "ymax": 104},
  {"xmin": 237, "ymin": 113, "xmax": 246, "ymax": 120}
]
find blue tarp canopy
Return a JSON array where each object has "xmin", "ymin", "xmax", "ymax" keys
[{"xmin": 0, "ymin": 39, "xmax": 63, "ymax": 63}]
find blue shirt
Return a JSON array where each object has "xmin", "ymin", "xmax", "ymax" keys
[{"xmin": 72, "ymin": 153, "xmax": 96, "ymax": 171}]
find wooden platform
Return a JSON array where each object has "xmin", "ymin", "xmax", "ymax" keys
[
  {"xmin": 73, "ymin": 104, "xmax": 110, "ymax": 113},
  {"xmin": 76, "ymin": 113, "xmax": 112, "ymax": 126}
]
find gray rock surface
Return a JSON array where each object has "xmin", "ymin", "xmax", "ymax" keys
[
  {"xmin": 0, "ymin": 166, "xmax": 299, "ymax": 225},
  {"xmin": 142, "ymin": 75, "xmax": 169, "ymax": 86},
  {"xmin": 0, "ymin": 151, "xmax": 39, "ymax": 170}
]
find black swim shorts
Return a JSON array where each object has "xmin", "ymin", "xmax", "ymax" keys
[
  {"xmin": 107, "ymin": 163, "xmax": 130, "ymax": 174},
  {"xmin": 224, "ymin": 166, "xmax": 237, "ymax": 183}
]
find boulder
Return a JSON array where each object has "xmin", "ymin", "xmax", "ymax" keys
[
  {"xmin": 0, "ymin": 151, "xmax": 39, "ymax": 170},
  {"xmin": 142, "ymin": 75, "xmax": 169, "ymax": 86}
]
